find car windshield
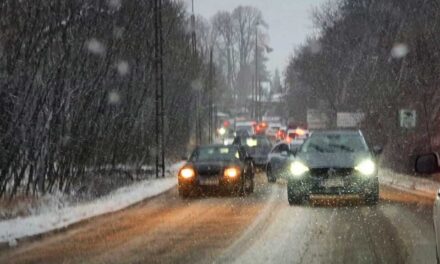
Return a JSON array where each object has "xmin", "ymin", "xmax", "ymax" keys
[
  {"xmin": 242, "ymin": 136, "xmax": 271, "ymax": 148},
  {"xmin": 301, "ymin": 133, "xmax": 368, "ymax": 153},
  {"xmin": 236, "ymin": 125, "xmax": 253, "ymax": 133},
  {"xmin": 190, "ymin": 146, "xmax": 239, "ymax": 162}
]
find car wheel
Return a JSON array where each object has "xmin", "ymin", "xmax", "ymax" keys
[
  {"xmin": 287, "ymin": 184, "xmax": 303, "ymax": 205},
  {"xmin": 232, "ymin": 177, "xmax": 246, "ymax": 197},
  {"xmin": 365, "ymin": 181, "xmax": 379, "ymax": 205},
  {"xmin": 365, "ymin": 192, "xmax": 379, "ymax": 205},
  {"xmin": 245, "ymin": 173, "xmax": 255, "ymax": 194},
  {"xmin": 267, "ymin": 165, "xmax": 276, "ymax": 183},
  {"xmin": 288, "ymin": 193, "xmax": 303, "ymax": 205}
]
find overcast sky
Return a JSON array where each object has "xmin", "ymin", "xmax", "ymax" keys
[{"xmin": 182, "ymin": 0, "xmax": 327, "ymax": 77}]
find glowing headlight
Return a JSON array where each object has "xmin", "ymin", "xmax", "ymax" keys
[
  {"xmin": 179, "ymin": 167, "xmax": 195, "ymax": 179},
  {"xmin": 355, "ymin": 159, "xmax": 376, "ymax": 176},
  {"xmin": 290, "ymin": 161, "xmax": 309, "ymax": 177},
  {"xmin": 224, "ymin": 167, "xmax": 240, "ymax": 178},
  {"xmin": 218, "ymin": 127, "xmax": 226, "ymax": 136}
]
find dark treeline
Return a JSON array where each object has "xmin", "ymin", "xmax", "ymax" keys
[
  {"xmin": 0, "ymin": 0, "xmax": 207, "ymax": 197},
  {"xmin": 285, "ymin": 0, "xmax": 440, "ymax": 171}
]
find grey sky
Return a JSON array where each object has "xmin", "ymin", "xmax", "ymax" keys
[{"xmin": 183, "ymin": 0, "xmax": 328, "ymax": 77}]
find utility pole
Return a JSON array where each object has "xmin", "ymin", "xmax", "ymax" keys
[
  {"xmin": 255, "ymin": 22, "xmax": 259, "ymax": 121},
  {"xmin": 154, "ymin": 0, "xmax": 165, "ymax": 178},
  {"xmin": 191, "ymin": 0, "xmax": 201, "ymax": 146},
  {"xmin": 208, "ymin": 48, "xmax": 214, "ymax": 144}
]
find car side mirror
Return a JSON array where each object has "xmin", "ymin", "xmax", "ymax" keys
[
  {"xmin": 280, "ymin": 151, "xmax": 289, "ymax": 157},
  {"xmin": 415, "ymin": 153, "xmax": 439, "ymax": 174},
  {"xmin": 372, "ymin": 146, "xmax": 383, "ymax": 156}
]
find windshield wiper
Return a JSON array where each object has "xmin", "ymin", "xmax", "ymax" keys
[
  {"xmin": 329, "ymin": 144, "xmax": 354, "ymax": 152},
  {"xmin": 309, "ymin": 143, "xmax": 325, "ymax": 152}
]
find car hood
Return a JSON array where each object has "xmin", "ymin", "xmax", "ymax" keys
[{"xmin": 296, "ymin": 151, "xmax": 372, "ymax": 168}]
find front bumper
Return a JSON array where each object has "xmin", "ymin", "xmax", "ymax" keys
[
  {"xmin": 252, "ymin": 156, "xmax": 268, "ymax": 167},
  {"xmin": 178, "ymin": 175, "xmax": 242, "ymax": 191},
  {"xmin": 287, "ymin": 173, "xmax": 378, "ymax": 196}
]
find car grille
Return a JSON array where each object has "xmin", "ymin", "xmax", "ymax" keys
[
  {"xmin": 309, "ymin": 168, "xmax": 354, "ymax": 178},
  {"xmin": 197, "ymin": 167, "xmax": 222, "ymax": 177}
]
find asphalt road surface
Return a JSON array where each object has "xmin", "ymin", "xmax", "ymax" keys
[{"xmin": 0, "ymin": 173, "xmax": 436, "ymax": 264}]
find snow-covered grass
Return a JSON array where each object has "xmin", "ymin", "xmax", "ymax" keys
[{"xmin": 0, "ymin": 161, "xmax": 185, "ymax": 245}]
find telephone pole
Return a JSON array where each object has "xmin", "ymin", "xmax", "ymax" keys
[
  {"xmin": 208, "ymin": 48, "xmax": 214, "ymax": 143},
  {"xmin": 254, "ymin": 22, "xmax": 259, "ymax": 121},
  {"xmin": 191, "ymin": 0, "xmax": 201, "ymax": 146},
  {"xmin": 154, "ymin": 0, "xmax": 165, "ymax": 178}
]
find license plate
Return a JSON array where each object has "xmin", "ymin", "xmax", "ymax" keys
[
  {"xmin": 321, "ymin": 178, "xmax": 344, "ymax": 188},
  {"xmin": 199, "ymin": 178, "xmax": 219, "ymax": 186}
]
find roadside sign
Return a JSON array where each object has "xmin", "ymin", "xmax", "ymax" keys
[
  {"xmin": 399, "ymin": 109, "xmax": 416, "ymax": 128},
  {"xmin": 337, "ymin": 112, "xmax": 365, "ymax": 128}
]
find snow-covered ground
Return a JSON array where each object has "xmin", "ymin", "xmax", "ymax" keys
[
  {"xmin": 0, "ymin": 161, "xmax": 185, "ymax": 246},
  {"xmin": 380, "ymin": 168, "xmax": 440, "ymax": 198},
  {"xmin": 1, "ymin": 162, "xmax": 437, "ymax": 247}
]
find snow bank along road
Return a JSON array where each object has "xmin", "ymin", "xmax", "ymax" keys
[
  {"xmin": 0, "ymin": 162, "xmax": 186, "ymax": 244},
  {"xmin": 0, "ymin": 173, "xmax": 436, "ymax": 264}
]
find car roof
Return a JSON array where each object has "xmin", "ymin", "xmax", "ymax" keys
[
  {"xmin": 198, "ymin": 144, "xmax": 238, "ymax": 149},
  {"xmin": 310, "ymin": 129, "xmax": 362, "ymax": 136},
  {"xmin": 236, "ymin": 121, "xmax": 255, "ymax": 125}
]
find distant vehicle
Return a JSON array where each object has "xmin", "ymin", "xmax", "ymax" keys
[
  {"xmin": 266, "ymin": 141, "xmax": 302, "ymax": 183},
  {"xmin": 235, "ymin": 121, "xmax": 256, "ymax": 136},
  {"xmin": 254, "ymin": 122, "xmax": 269, "ymax": 135},
  {"xmin": 286, "ymin": 128, "xmax": 309, "ymax": 143},
  {"xmin": 275, "ymin": 128, "xmax": 287, "ymax": 141},
  {"xmin": 218, "ymin": 127, "xmax": 235, "ymax": 145},
  {"xmin": 287, "ymin": 130, "xmax": 381, "ymax": 205},
  {"xmin": 266, "ymin": 123, "xmax": 283, "ymax": 138},
  {"xmin": 234, "ymin": 135, "xmax": 272, "ymax": 168},
  {"xmin": 178, "ymin": 144, "xmax": 255, "ymax": 197}
]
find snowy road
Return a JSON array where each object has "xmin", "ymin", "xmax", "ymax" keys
[{"xmin": 0, "ymin": 173, "xmax": 436, "ymax": 264}]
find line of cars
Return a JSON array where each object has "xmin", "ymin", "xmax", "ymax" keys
[
  {"xmin": 177, "ymin": 120, "xmax": 274, "ymax": 197},
  {"xmin": 178, "ymin": 121, "xmax": 381, "ymax": 207}
]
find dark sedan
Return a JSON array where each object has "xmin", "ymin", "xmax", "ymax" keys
[
  {"xmin": 287, "ymin": 130, "xmax": 380, "ymax": 205},
  {"xmin": 178, "ymin": 144, "xmax": 255, "ymax": 197}
]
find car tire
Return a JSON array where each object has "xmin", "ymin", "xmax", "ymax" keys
[
  {"xmin": 365, "ymin": 192, "xmax": 379, "ymax": 205},
  {"xmin": 365, "ymin": 181, "xmax": 379, "ymax": 205},
  {"xmin": 267, "ymin": 165, "xmax": 276, "ymax": 183},
  {"xmin": 234, "ymin": 178, "xmax": 246, "ymax": 197},
  {"xmin": 246, "ymin": 174, "xmax": 255, "ymax": 194},
  {"xmin": 287, "ymin": 184, "xmax": 303, "ymax": 205},
  {"xmin": 288, "ymin": 193, "xmax": 303, "ymax": 205}
]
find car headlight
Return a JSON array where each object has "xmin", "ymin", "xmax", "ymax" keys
[
  {"xmin": 355, "ymin": 159, "xmax": 376, "ymax": 176},
  {"xmin": 290, "ymin": 161, "xmax": 309, "ymax": 177},
  {"xmin": 179, "ymin": 167, "xmax": 195, "ymax": 179},
  {"xmin": 224, "ymin": 167, "xmax": 240, "ymax": 178}
]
